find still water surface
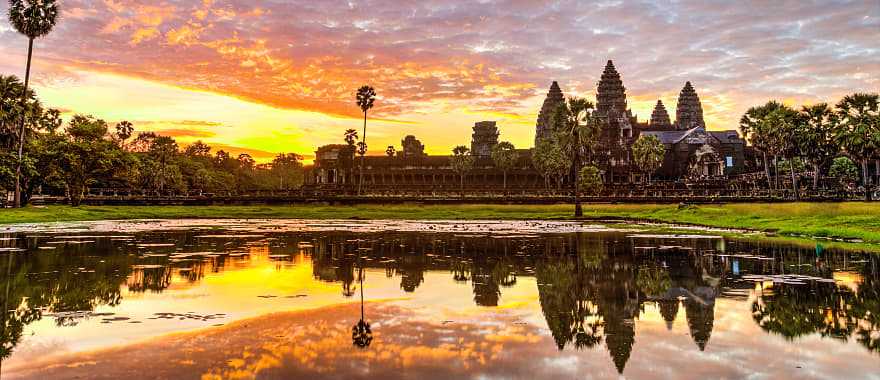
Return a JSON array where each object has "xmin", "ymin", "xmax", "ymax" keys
[{"xmin": 0, "ymin": 220, "xmax": 877, "ymax": 379}]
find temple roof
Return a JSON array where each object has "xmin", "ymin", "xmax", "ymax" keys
[
  {"xmin": 535, "ymin": 81, "xmax": 565, "ymax": 143},
  {"xmin": 675, "ymin": 81, "xmax": 705, "ymax": 130},
  {"xmin": 597, "ymin": 60, "xmax": 627, "ymax": 117},
  {"xmin": 650, "ymin": 99, "xmax": 672, "ymax": 128}
]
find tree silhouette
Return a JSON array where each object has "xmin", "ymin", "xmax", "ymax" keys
[
  {"xmin": 351, "ymin": 263, "xmax": 372, "ymax": 348},
  {"xmin": 490, "ymin": 141, "xmax": 517, "ymax": 191},
  {"xmin": 355, "ymin": 85, "xmax": 376, "ymax": 196},
  {"xmin": 9, "ymin": 0, "xmax": 59, "ymax": 208},
  {"xmin": 450, "ymin": 145, "xmax": 474, "ymax": 195}
]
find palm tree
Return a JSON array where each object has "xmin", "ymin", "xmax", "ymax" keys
[
  {"xmin": 343, "ymin": 128, "xmax": 358, "ymax": 185},
  {"xmin": 740, "ymin": 101, "xmax": 790, "ymax": 191},
  {"xmin": 115, "ymin": 121, "xmax": 133, "ymax": 149},
  {"xmin": 797, "ymin": 103, "xmax": 838, "ymax": 190},
  {"xmin": 490, "ymin": 141, "xmax": 517, "ymax": 192},
  {"xmin": 834, "ymin": 93, "xmax": 880, "ymax": 201},
  {"xmin": 450, "ymin": 145, "xmax": 474, "ymax": 195},
  {"xmin": 355, "ymin": 85, "xmax": 376, "ymax": 196},
  {"xmin": 552, "ymin": 98, "xmax": 599, "ymax": 217},
  {"xmin": 632, "ymin": 134, "xmax": 665, "ymax": 183},
  {"xmin": 385, "ymin": 145, "xmax": 395, "ymax": 157},
  {"xmin": 9, "ymin": 0, "xmax": 59, "ymax": 208}
]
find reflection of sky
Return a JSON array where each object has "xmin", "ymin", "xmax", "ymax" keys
[
  {"xmin": 7, "ymin": 300, "xmax": 880, "ymax": 380},
  {"xmin": 2, "ymin": 223, "xmax": 879, "ymax": 379}
]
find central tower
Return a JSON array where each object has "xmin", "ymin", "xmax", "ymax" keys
[{"xmin": 596, "ymin": 60, "xmax": 628, "ymax": 117}]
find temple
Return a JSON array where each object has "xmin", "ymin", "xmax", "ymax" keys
[
  {"xmin": 305, "ymin": 60, "xmax": 750, "ymax": 193},
  {"xmin": 534, "ymin": 81, "xmax": 565, "ymax": 145}
]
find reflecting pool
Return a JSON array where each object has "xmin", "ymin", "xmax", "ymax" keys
[{"xmin": 0, "ymin": 220, "xmax": 877, "ymax": 379}]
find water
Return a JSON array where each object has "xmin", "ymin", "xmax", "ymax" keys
[{"xmin": 0, "ymin": 220, "xmax": 877, "ymax": 379}]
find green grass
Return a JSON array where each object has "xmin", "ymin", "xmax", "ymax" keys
[{"xmin": 2, "ymin": 202, "xmax": 879, "ymax": 247}]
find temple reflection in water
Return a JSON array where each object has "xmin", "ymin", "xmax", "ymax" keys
[{"xmin": 0, "ymin": 228, "xmax": 878, "ymax": 374}]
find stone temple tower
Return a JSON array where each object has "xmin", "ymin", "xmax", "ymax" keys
[
  {"xmin": 535, "ymin": 81, "xmax": 565, "ymax": 145},
  {"xmin": 471, "ymin": 121, "xmax": 499, "ymax": 157},
  {"xmin": 596, "ymin": 60, "xmax": 628, "ymax": 117},
  {"xmin": 675, "ymin": 82, "xmax": 705, "ymax": 130},
  {"xmin": 650, "ymin": 100, "xmax": 672, "ymax": 129}
]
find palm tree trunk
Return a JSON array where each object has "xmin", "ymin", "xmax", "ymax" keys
[
  {"xmin": 862, "ymin": 159, "xmax": 871, "ymax": 201},
  {"xmin": 503, "ymin": 171, "xmax": 507, "ymax": 193},
  {"xmin": 762, "ymin": 152, "xmax": 771, "ymax": 191},
  {"xmin": 358, "ymin": 112, "xmax": 367, "ymax": 196},
  {"xmin": 789, "ymin": 158, "xmax": 799, "ymax": 200},
  {"xmin": 573, "ymin": 144, "xmax": 582, "ymax": 217},
  {"xmin": 813, "ymin": 162, "xmax": 820, "ymax": 190},
  {"xmin": 14, "ymin": 38, "xmax": 34, "ymax": 208},
  {"xmin": 773, "ymin": 155, "xmax": 780, "ymax": 191}
]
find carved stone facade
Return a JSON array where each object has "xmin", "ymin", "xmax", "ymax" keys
[
  {"xmin": 596, "ymin": 60, "xmax": 628, "ymax": 117},
  {"xmin": 400, "ymin": 135, "xmax": 425, "ymax": 159},
  {"xmin": 675, "ymin": 81, "xmax": 705, "ymax": 130},
  {"xmin": 534, "ymin": 81, "xmax": 565, "ymax": 145},
  {"xmin": 649, "ymin": 100, "xmax": 672, "ymax": 130},
  {"xmin": 471, "ymin": 121, "xmax": 499, "ymax": 157}
]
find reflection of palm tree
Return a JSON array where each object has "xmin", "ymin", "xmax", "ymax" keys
[{"xmin": 351, "ymin": 261, "xmax": 372, "ymax": 349}]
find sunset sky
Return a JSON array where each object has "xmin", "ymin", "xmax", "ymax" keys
[{"xmin": 0, "ymin": 0, "xmax": 877, "ymax": 162}]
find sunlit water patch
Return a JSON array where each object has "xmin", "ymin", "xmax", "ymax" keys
[{"xmin": 0, "ymin": 220, "xmax": 877, "ymax": 379}]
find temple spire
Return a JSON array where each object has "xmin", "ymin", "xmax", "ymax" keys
[
  {"xmin": 675, "ymin": 81, "xmax": 705, "ymax": 130},
  {"xmin": 596, "ymin": 60, "xmax": 627, "ymax": 117},
  {"xmin": 650, "ymin": 100, "xmax": 672, "ymax": 129},
  {"xmin": 535, "ymin": 81, "xmax": 565, "ymax": 145}
]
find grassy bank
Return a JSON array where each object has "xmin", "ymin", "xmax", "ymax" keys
[{"xmin": 1, "ymin": 203, "xmax": 879, "ymax": 245}]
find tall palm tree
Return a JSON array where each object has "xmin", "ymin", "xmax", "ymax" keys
[
  {"xmin": 355, "ymin": 86, "xmax": 376, "ymax": 196},
  {"xmin": 740, "ymin": 101, "xmax": 787, "ymax": 191},
  {"xmin": 552, "ymin": 97, "xmax": 598, "ymax": 217},
  {"xmin": 9, "ymin": 0, "xmax": 59, "ymax": 208},
  {"xmin": 797, "ymin": 103, "xmax": 838, "ymax": 190},
  {"xmin": 834, "ymin": 93, "xmax": 880, "ymax": 201}
]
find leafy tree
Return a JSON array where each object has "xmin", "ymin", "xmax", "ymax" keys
[
  {"xmin": 578, "ymin": 165, "xmax": 603, "ymax": 196},
  {"xmin": 834, "ymin": 93, "xmax": 879, "ymax": 200},
  {"xmin": 532, "ymin": 138, "xmax": 567, "ymax": 192},
  {"xmin": 148, "ymin": 136, "xmax": 179, "ymax": 193},
  {"xmin": 9, "ymin": 0, "xmax": 59, "ymax": 207},
  {"xmin": 450, "ymin": 145, "xmax": 474, "ymax": 194},
  {"xmin": 632, "ymin": 135, "xmax": 665, "ymax": 182},
  {"xmin": 270, "ymin": 153, "xmax": 304, "ymax": 190},
  {"xmin": 797, "ymin": 103, "xmax": 839, "ymax": 190},
  {"xmin": 740, "ymin": 101, "xmax": 789, "ymax": 189},
  {"xmin": 355, "ymin": 85, "xmax": 376, "ymax": 195},
  {"xmin": 490, "ymin": 141, "xmax": 518, "ymax": 191},
  {"xmin": 829, "ymin": 157, "xmax": 859, "ymax": 188},
  {"xmin": 385, "ymin": 145, "xmax": 395, "ymax": 157},
  {"xmin": 57, "ymin": 115, "xmax": 115, "ymax": 206},
  {"xmin": 0, "ymin": 75, "xmax": 39, "ymax": 150},
  {"xmin": 765, "ymin": 107, "xmax": 801, "ymax": 198},
  {"xmin": 183, "ymin": 140, "xmax": 212, "ymax": 157}
]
